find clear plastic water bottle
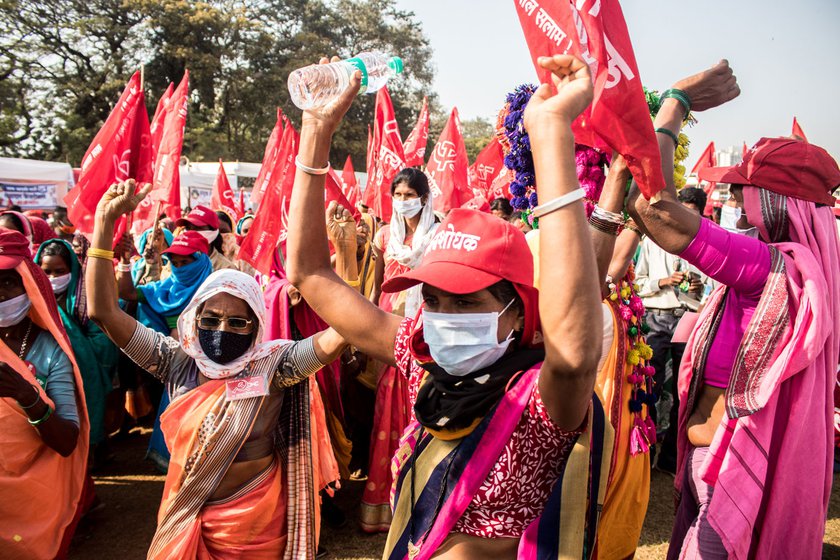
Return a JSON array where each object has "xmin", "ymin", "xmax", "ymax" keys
[{"xmin": 287, "ymin": 52, "xmax": 404, "ymax": 110}]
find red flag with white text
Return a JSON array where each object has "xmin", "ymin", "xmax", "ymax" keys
[
  {"xmin": 211, "ymin": 160, "xmax": 240, "ymax": 223},
  {"xmin": 149, "ymin": 71, "xmax": 189, "ymax": 219},
  {"xmin": 64, "ymin": 71, "xmax": 153, "ymax": 237},
  {"xmin": 365, "ymin": 87, "xmax": 405, "ymax": 222},
  {"xmin": 513, "ymin": 0, "xmax": 665, "ymax": 198},
  {"xmin": 426, "ymin": 107, "xmax": 471, "ymax": 213},
  {"xmin": 239, "ymin": 122, "xmax": 297, "ymax": 274},
  {"xmin": 792, "ymin": 117, "xmax": 808, "ymax": 142},
  {"xmin": 403, "ymin": 97, "xmax": 429, "ymax": 167},
  {"xmin": 250, "ymin": 108, "xmax": 285, "ymax": 206},
  {"xmin": 468, "ymin": 137, "xmax": 505, "ymax": 198}
]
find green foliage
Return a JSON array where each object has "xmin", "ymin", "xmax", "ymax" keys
[
  {"xmin": 0, "ymin": 0, "xmax": 436, "ymax": 170},
  {"xmin": 461, "ymin": 117, "xmax": 495, "ymax": 162}
]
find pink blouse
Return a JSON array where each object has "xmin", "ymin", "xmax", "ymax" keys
[
  {"xmin": 393, "ymin": 318, "xmax": 580, "ymax": 538},
  {"xmin": 679, "ymin": 219, "xmax": 772, "ymax": 388}
]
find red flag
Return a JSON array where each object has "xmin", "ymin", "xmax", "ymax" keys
[
  {"xmin": 461, "ymin": 194, "xmax": 491, "ymax": 213},
  {"xmin": 64, "ymin": 71, "xmax": 153, "ymax": 236},
  {"xmin": 239, "ymin": 123, "xmax": 297, "ymax": 274},
  {"xmin": 426, "ymin": 107, "xmax": 470, "ymax": 213},
  {"xmin": 513, "ymin": 0, "xmax": 665, "ymax": 198},
  {"xmin": 236, "ymin": 188, "xmax": 246, "ymax": 217},
  {"xmin": 326, "ymin": 168, "xmax": 361, "ymax": 222},
  {"xmin": 691, "ymin": 142, "xmax": 717, "ymax": 217},
  {"xmin": 211, "ymin": 160, "xmax": 240, "ymax": 222},
  {"xmin": 792, "ymin": 117, "xmax": 808, "ymax": 142},
  {"xmin": 468, "ymin": 137, "xmax": 506, "ymax": 197},
  {"xmin": 250, "ymin": 108, "xmax": 285, "ymax": 206},
  {"xmin": 487, "ymin": 168, "xmax": 514, "ymax": 202},
  {"xmin": 149, "ymin": 83, "xmax": 174, "ymax": 156},
  {"xmin": 690, "ymin": 141, "xmax": 716, "ymax": 176},
  {"xmin": 340, "ymin": 155, "xmax": 360, "ymax": 208},
  {"xmin": 149, "ymin": 71, "xmax": 189, "ymax": 219},
  {"xmin": 365, "ymin": 87, "xmax": 405, "ymax": 223},
  {"xmin": 403, "ymin": 97, "xmax": 430, "ymax": 167}
]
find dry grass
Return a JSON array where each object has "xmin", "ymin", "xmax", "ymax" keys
[{"xmin": 69, "ymin": 429, "xmax": 840, "ymax": 559}]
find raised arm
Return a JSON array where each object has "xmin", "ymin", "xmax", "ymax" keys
[
  {"xmin": 628, "ymin": 61, "xmax": 740, "ymax": 253},
  {"xmin": 86, "ymin": 180, "xmax": 151, "ymax": 348},
  {"xmin": 590, "ymin": 154, "xmax": 632, "ymax": 296},
  {"xmin": 115, "ymin": 232, "xmax": 138, "ymax": 302},
  {"xmin": 525, "ymin": 55, "xmax": 604, "ymax": 431},
  {"xmin": 285, "ymin": 58, "xmax": 401, "ymax": 366}
]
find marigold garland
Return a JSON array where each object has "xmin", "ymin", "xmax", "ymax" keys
[
  {"xmin": 608, "ymin": 266, "xmax": 658, "ymax": 456},
  {"xmin": 644, "ymin": 86, "xmax": 695, "ymax": 190}
]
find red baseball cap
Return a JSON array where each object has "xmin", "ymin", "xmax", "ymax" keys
[
  {"xmin": 699, "ymin": 137, "xmax": 840, "ymax": 206},
  {"xmin": 382, "ymin": 209, "xmax": 533, "ymax": 295},
  {"xmin": 163, "ymin": 230, "xmax": 209, "ymax": 256},
  {"xmin": 0, "ymin": 228, "xmax": 31, "ymax": 269},
  {"xmin": 176, "ymin": 205, "xmax": 220, "ymax": 230}
]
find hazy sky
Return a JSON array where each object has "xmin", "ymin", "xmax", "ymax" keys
[{"xmin": 394, "ymin": 0, "xmax": 840, "ymax": 170}]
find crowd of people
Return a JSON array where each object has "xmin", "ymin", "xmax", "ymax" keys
[{"xmin": 1, "ymin": 53, "xmax": 839, "ymax": 560}]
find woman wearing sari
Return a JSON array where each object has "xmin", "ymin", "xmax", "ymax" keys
[
  {"xmin": 35, "ymin": 239, "xmax": 119, "ymax": 456},
  {"xmin": 87, "ymin": 180, "xmax": 348, "ymax": 558},
  {"xmin": 361, "ymin": 168, "xmax": 439, "ymax": 531},
  {"xmin": 287, "ymin": 55, "xmax": 612, "ymax": 559},
  {"xmin": 0, "ymin": 229, "xmax": 89, "ymax": 560},
  {"xmin": 118, "ymin": 229, "xmax": 214, "ymax": 472},
  {"xmin": 629, "ymin": 62, "xmax": 839, "ymax": 559}
]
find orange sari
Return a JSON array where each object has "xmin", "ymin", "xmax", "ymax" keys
[{"xmin": 0, "ymin": 262, "xmax": 89, "ymax": 559}]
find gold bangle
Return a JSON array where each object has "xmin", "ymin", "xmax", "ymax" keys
[{"xmin": 88, "ymin": 247, "xmax": 115, "ymax": 260}]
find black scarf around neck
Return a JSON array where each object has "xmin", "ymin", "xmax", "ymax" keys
[{"xmin": 413, "ymin": 347, "xmax": 545, "ymax": 433}]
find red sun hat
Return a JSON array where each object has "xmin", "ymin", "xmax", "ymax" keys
[
  {"xmin": 699, "ymin": 137, "xmax": 840, "ymax": 206},
  {"xmin": 175, "ymin": 205, "xmax": 220, "ymax": 230},
  {"xmin": 382, "ymin": 209, "xmax": 533, "ymax": 295},
  {"xmin": 163, "ymin": 230, "xmax": 209, "ymax": 257},
  {"xmin": 0, "ymin": 228, "xmax": 31, "ymax": 269}
]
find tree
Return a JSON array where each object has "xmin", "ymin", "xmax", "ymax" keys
[
  {"xmin": 461, "ymin": 117, "xmax": 495, "ymax": 162},
  {"xmin": 0, "ymin": 0, "xmax": 436, "ymax": 173}
]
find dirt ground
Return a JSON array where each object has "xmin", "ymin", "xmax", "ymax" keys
[{"xmin": 69, "ymin": 427, "xmax": 840, "ymax": 559}]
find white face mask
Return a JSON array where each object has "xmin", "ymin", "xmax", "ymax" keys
[
  {"xmin": 720, "ymin": 205, "xmax": 758, "ymax": 237},
  {"xmin": 392, "ymin": 198, "xmax": 423, "ymax": 218},
  {"xmin": 198, "ymin": 229, "xmax": 220, "ymax": 243},
  {"xmin": 422, "ymin": 299, "xmax": 516, "ymax": 376},
  {"xmin": 0, "ymin": 293, "xmax": 31, "ymax": 327},
  {"xmin": 50, "ymin": 273, "xmax": 72, "ymax": 295}
]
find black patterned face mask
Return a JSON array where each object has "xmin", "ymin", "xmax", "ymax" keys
[{"xmin": 197, "ymin": 328, "xmax": 253, "ymax": 364}]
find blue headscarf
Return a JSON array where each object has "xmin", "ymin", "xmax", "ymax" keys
[
  {"xmin": 137, "ymin": 252, "xmax": 213, "ymax": 333},
  {"xmin": 132, "ymin": 227, "xmax": 175, "ymax": 285}
]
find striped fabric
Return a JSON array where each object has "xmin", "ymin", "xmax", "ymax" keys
[{"xmin": 120, "ymin": 321, "xmax": 325, "ymax": 559}]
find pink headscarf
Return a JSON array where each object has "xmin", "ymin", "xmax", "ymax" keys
[{"xmin": 30, "ymin": 216, "xmax": 57, "ymax": 247}]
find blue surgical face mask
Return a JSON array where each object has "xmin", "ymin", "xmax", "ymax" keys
[
  {"xmin": 0, "ymin": 293, "xmax": 31, "ymax": 327},
  {"xmin": 392, "ymin": 197, "xmax": 423, "ymax": 218},
  {"xmin": 421, "ymin": 299, "xmax": 516, "ymax": 376}
]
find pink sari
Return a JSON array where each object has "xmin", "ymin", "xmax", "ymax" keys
[{"xmin": 675, "ymin": 190, "xmax": 839, "ymax": 560}]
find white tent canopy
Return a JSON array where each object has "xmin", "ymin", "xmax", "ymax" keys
[
  {"xmin": 0, "ymin": 157, "xmax": 75, "ymax": 209},
  {"xmin": 180, "ymin": 160, "xmax": 367, "ymax": 211}
]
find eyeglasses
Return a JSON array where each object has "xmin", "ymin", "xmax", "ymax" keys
[{"xmin": 197, "ymin": 316, "xmax": 254, "ymax": 331}]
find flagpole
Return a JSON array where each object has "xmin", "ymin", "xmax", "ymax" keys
[{"xmin": 140, "ymin": 65, "xmax": 145, "ymax": 90}]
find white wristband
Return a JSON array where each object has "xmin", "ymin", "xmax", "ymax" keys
[
  {"xmin": 117, "ymin": 262, "xmax": 132, "ymax": 273},
  {"xmin": 532, "ymin": 188, "xmax": 586, "ymax": 219},
  {"xmin": 294, "ymin": 156, "xmax": 331, "ymax": 176}
]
